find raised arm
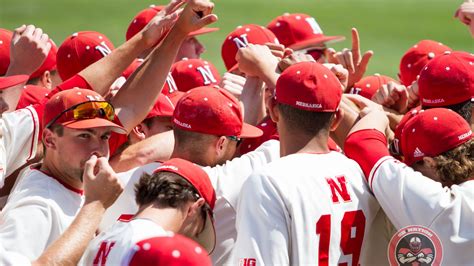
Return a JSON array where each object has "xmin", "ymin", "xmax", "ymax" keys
[
  {"xmin": 112, "ymin": 0, "xmax": 218, "ymax": 132},
  {"xmin": 78, "ymin": 0, "xmax": 183, "ymax": 96}
]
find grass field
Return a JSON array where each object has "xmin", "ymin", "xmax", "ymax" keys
[{"xmin": 0, "ymin": 0, "xmax": 472, "ymax": 78}]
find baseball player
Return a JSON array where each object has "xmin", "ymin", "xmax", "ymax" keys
[
  {"xmin": 0, "ymin": 154, "xmax": 123, "ymax": 265},
  {"xmin": 0, "ymin": 0, "xmax": 218, "ymax": 259},
  {"xmin": 81, "ymin": 158, "xmax": 216, "ymax": 265},
  {"xmin": 98, "ymin": 85, "xmax": 281, "ymax": 265},
  {"xmin": 232, "ymin": 62, "xmax": 379, "ymax": 265},
  {"xmin": 345, "ymin": 106, "xmax": 474, "ymax": 264}
]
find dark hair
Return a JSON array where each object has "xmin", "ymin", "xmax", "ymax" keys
[
  {"xmin": 135, "ymin": 171, "xmax": 200, "ymax": 208},
  {"xmin": 433, "ymin": 139, "xmax": 474, "ymax": 185},
  {"xmin": 173, "ymin": 127, "xmax": 216, "ymax": 149},
  {"xmin": 277, "ymin": 103, "xmax": 335, "ymax": 135},
  {"xmin": 424, "ymin": 100, "xmax": 472, "ymax": 124}
]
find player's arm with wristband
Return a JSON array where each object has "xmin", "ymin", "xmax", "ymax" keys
[{"xmin": 344, "ymin": 108, "xmax": 456, "ymax": 229}]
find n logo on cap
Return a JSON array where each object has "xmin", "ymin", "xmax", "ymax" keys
[
  {"xmin": 165, "ymin": 73, "xmax": 178, "ymax": 94},
  {"xmin": 232, "ymin": 34, "xmax": 250, "ymax": 49},
  {"xmin": 196, "ymin": 66, "xmax": 217, "ymax": 85},
  {"xmin": 305, "ymin": 17, "xmax": 323, "ymax": 34},
  {"xmin": 95, "ymin": 41, "xmax": 112, "ymax": 57}
]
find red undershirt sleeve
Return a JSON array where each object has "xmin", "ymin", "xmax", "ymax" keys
[{"xmin": 344, "ymin": 129, "xmax": 390, "ymax": 179}]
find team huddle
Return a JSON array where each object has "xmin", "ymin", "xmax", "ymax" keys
[{"xmin": 0, "ymin": 0, "xmax": 473, "ymax": 265}]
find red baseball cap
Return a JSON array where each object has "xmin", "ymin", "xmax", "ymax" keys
[
  {"xmin": 221, "ymin": 24, "xmax": 279, "ymax": 70},
  {"xmin": 153, "ymin": 158, "xmax": 216, "ymax": 253},
  {"xmin": 173, "ymin": 86, "xmax": 263, "ymax": 138},
  {"xmin": 125, "ymin": 5, "xmax": 218, "ymax": 41},
  {"xmin": 0, "ymin": 28, "xmax": 13, "ymax": 76},
  {"xmin": 418, "ymin": 51, "xmax": 474, "ymax": 107},
  {"xmin": 351, "ymin": 74, "xmax": 398, "ymax": 100},
  {"xmin": 145, "ymin": 92, "xmax": 184, "ymax": 119},
  {"xmin": 57, "ymin": 31, "xmax": 115, "ymax": 81},
  {"xmin": 276, "ymin": 61, "xmax": 342, "ymax": 112},
  {"xmin": 43, "ymin": 88, "xmax": 126, "ymax": 134},
  {"xmin": 399, "ymin": 40, "xmax": 452, "ymax": 86},
  {"xmin": 267, "ymin": 13, "xmax": 344, "ymax": 51},
  {"xmin": 127, "ymin": 234, "xmax": 211, "ymax": 266},
  {"xmin": 16, "ymin": 85, "xmax": 50, "ymax": 109},
  {"xmin": 30, "ymin": 39, "xmax": 58, "ymax": 79},
  {"xmin": 401, "ymin": 108, "xmax": 472, "ymax": 166},
  {"xmin": 0, "ymin": 75, "xmax": 29, "ymax": 90},
  {"xmin": 171, "ymin": 58, "xmax": 221, "ymax": 92},
  {"xmin": 392, "ymin": 106, "xmax": 422, "ymax": 156}
]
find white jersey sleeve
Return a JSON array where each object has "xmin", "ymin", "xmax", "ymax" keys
[
  {"xmin": 232, "ymin": 170, "xmax": 290, "ymax": 265},
  {"xmin": 0, "ymin": 245, "xmax": 31, "ymax": 266},
  {"xmin": 0, "ymin": 106, "xmax": 39, "ymax": 187},
  {"xmin": 0, "ymin": 200, "xmax": 53, "ymax": 260}
]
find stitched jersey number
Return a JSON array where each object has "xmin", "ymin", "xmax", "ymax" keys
[{"xmin": 316, "ymin": 210, "xmax": 366, "ymax": 266}]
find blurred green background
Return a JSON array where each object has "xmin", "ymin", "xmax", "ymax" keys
[{"xmin": 0, "ymin": 0, "xmax": 472, "ymax": 78}]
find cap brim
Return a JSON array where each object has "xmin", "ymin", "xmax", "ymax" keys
[
  {"xmin": 195, "ymin": 211, "xmax": 216, "ymax": 254},
  {"xmin": 189, "ymin": 27, "xmax": 219, "ymax": 37},
  {"xmin": 289, "ymin": 35, "xmax": 346, "ymax": 51},
  {"xmin": 239, "ymin": 123, "xmax": 264, "ymax": 138},
  {"xmin": 62, "ymin": 118, "xmax": 127, "ymax": 134},
  {"xmin": 0, "ymin": 75, "xmax": 29, "ymax": 90}
]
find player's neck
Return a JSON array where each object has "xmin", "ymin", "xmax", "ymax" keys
[
  {"xmin": 280, "ymin": 131, "xmax": 330, "ymax": 157},
  {"xmin": 171, "ymin": 147, "xmax": 214, "ymax": 167},
  {"xmin": 134, "ymin": 205, "xmax": 184, "ymax": 233},
  {"xmin": 40, "ymin": 159, "xmax": 83, "ymax": 191}
]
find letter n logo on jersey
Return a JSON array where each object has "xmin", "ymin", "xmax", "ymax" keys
[
  {"xmin": 326, "ymin": 175, "xmax": 352, "ymax": 203},
  {"xmin": 196, "ymin": 66, "xmax": 217, "ymax": 85},
  {"xmin": 93, "ymin": 241, "xmax": 116, "ymax": 265},
  {"xmin": 232, "ymin": 34, "xmax": 250, "ymax": 49}
]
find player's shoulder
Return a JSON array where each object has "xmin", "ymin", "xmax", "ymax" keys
[{"xmin": 117, "ymin": 162, "xmax": 161, "ymax": 185}]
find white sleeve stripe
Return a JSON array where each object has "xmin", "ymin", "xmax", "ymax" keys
[
  {"xmin": 24, "ymin": 106, "xmax": 39, "ymax": 162},
  {"xmin": 368, "ymin": 156, "xmax": 393, "ymax": 190}
]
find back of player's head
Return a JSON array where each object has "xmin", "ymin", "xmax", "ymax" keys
[
  {"xmin": 275, "ymin": 61, "xmax": 342, "ymax": 135},
  {"xmin": 400, "ymin": 108, "xmax": 473, "ymax": 184}
]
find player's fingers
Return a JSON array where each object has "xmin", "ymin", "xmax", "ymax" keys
[
  {"xmin": 345, "ymin": 93, "xmax": 372, "ymax": 109},
  {"xmin": 334, "ymin": 52, "xmax": 348, "ymax": 70},
  {"xmin": 283, "ymin": 48, "xmax": 293, "ymax": 57},
  {"xmin": 84, "ymin": 155, "xmax": 98, "ymax": 180},
  {"xmin": 351, "ymin": 28, "xmax": 361, "ymax": 64},
  {"xmin": 12, "ymin": 25, "xmax": 27, "ymax": 40},
  {"xmin": 195, "ymin": 14, "xmax": 218, "ymax": 30},
  {"xmin": 358, "ymin": 50, "xmax": 374, "ymax": 74},
  {"xmin": 342, "ymin": 49, "xmax": 355, "ymax": 73},
  {"xmin": 325, "ymin": 48, "xmax": 338, "ymax": 64},
  {"xmin": 32, "ymin": 27, "xmax": 43, "ymax": 41},
  {"xmin": 165, "ymin": 0, "xmax": 186, "ymax": 14}
]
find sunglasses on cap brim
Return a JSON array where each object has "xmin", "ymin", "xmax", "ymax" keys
[{"xmin": 45, "ymin": 101, "xmax": 115, "ymax": 129}]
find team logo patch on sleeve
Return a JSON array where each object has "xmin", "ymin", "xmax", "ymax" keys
[
  {"xmin": 388, "ymin": 225, "xmax": 443, "ymax": 266},
  {"xmin": 239, "ymin": 258, "xmax": 256, "ymax": 266}
]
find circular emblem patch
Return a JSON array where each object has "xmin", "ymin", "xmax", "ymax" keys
[{"xmin": 387, "ymin": 225, "xmax": 443, "ymax": 266}]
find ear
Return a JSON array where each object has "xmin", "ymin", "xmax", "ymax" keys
[
  {"xmin": 42, "ymin": 128, "xmax": 58, "ymax": 150},
  {"xmin": 187, "ymin": 198, "xmax": 205, "ymax": 218},
  {"xmin": 215, "ymin": 136, "xmax": 227, "ymax": 155},
  {"xmin": 41, "ymin": 71, "xmax": 53, "ymax": 90},
  {"xmin": 330, "ymin": 108, "xmax": 344, "ymax": 131},
  {"xmin": 132, "ymin": 124, "xmax": 147, "ymax": 140},
  {"xmin": 268, "ymin": 98, "xmax": 280, "ymax": 123}
]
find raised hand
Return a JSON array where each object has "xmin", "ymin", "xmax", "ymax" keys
[
  {"xmin": 83, "ymin": 155, "xmax": 123, "ymax": 209},
  {"xmin": 323, "ymin": 63, "xmax": 349, "ymax": 90},
  {"xmin": 334, "ymin": 28, "xmax": 373, "ymax": 88},
  {"xmin": 236, "ymin": 44, "xmax": 279, "ymax": 78},
  {"xmin": 174, "ymin": 0, "xmax": 218, "ymax": 35},
  {"xmin": 278, "ymin": 51, "xmax": 315, "ymax": 72},
  {"xmin": 141, "ymin": 0, "xmax": 185, "ymax": 47},
  {"xmin": 220, "ymin": 72, "xmax": 247, "ymax": 97},
  {"xmin": 6, "ymin": 24, "xmax": 51, "ymax": 76},
  {"xmin": 371, "ymin": 81, "xmax": 409, "ymax": 114}
]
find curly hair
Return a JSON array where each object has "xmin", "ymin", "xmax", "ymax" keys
[
  {"xmin": 135, "ymin": 171, "xmax": 199, "ymax": 208},
  {"xmin": 433, "ymin": 139, "xmax": 474, "ymax": 185}
]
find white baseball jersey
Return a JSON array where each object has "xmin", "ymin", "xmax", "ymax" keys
[
  {"xmin": 345, "ymin": 129, "xmax": 474, "ymax": 265},
  {"xmin": 81, "ymin": 218, "xmax": 171, "ymax": 265},
  {"xmin": 98, "ymin": 140, "xmax": 280, "ymax": 265},
  {"xmin": 233, "ymin": 152, "xmax": 380, "ymax": 265},
  {"xmin": 0, "ymin": 166, "xmax": 84, "ymax": 260},
  {"xmin": 0, "ymin": 106, "xmax": 39, "ymax": 188},
  {"xmin": 99, "ymin": 162, "xmax": 161, "ymax": 231},
  {"xmin": 0, "ymin": 245, "xmax": 31, "ymax": 266}
]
